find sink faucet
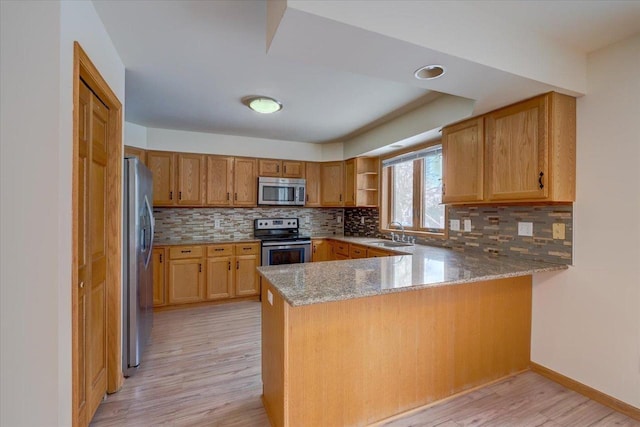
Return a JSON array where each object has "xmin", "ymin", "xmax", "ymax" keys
[{"xmin": 388, "ymin": 221, "xmax": 405, "ymax": 242}]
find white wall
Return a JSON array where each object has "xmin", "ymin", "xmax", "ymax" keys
[
  {"xmin": 146, "ymin": 127, "xmax": 344, "ymax": 161},
  {"xmin": 0, "ymin": 1, "xmax": 125, "ymax": 425},
  {"xmin": 531, "ymin": 34, "xmax": 640, "ymax": 407},
  {"xmin": 125, "ymin": 121, "xmax": 148, "ymax": 148}
]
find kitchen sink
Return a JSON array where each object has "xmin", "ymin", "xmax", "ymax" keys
[{"xmin": 369, "ymin": 240, "xmax": 414, "ymax": 248}]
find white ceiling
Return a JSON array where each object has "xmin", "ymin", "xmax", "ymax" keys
[{"xmin": 93, "ymin": 0, "xmax": 640, "ymax": 145}]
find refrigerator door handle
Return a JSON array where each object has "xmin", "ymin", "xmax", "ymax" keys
[{"xmin": 143, "ymin": 195, "xmax": 154, "ymax": 269}]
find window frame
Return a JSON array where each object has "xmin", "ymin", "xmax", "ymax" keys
[{"xmin": 380, "ymin": 141, "xmax": 448, "ymax": 239}]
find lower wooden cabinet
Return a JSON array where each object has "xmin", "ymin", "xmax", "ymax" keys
[
  {"xmin": 156, "ymin": 243, "xmax": 260, "ymax": 308},
  {"xmin": 152, "ymin": 248, "xmax": 166, "ymax": 306},
  {"xmin": 168, "ymin": 257, "xmax": 205, "ymax": 304},
  {"xmin": 311, "ymin": 239, "xmax": 331, "ymax": 262}
]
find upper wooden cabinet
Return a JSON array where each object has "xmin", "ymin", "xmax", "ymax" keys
[
  {"xmin": 147, "ymin": 151, "xmax": 175, "ymax": 206},
  {"xmin": 320, "ymin": 161, "xmax": 344, "ymax": 206},
  {"xmin": 124, "ymin": 145, "xmax": 146, "ymax": 164},
  {"xmin": 177, "ymin": 153, "xmax": 205, "ymax": 205},
  {"xmin": 442, "ymin": 117, "xmax": 484, "ymax": 204},
  {"xmin": 344, "ymin": 159, "xmax": 356, "ymax": 207},
  {"xmin": 343, "ymin": 157, "xmax": 379, "ymax": 207},
  {"xmin": 206, "ymin": 156, "xmax": 234, "ymax": 206},
  {"xmin": 258, "ymin": 159, "xmax": 305, "ymax": 178},
  {"xmin": 233, "ymin": 158, "xmax": 257, "ymax": 206},
  {"xmin": 442, "ymin": 92, "xmax": 576, "ymax": 205},
  {"xmin": 485, "ymin": 92, "xmax": 575, "ymax": 202},
  {"xmin": 305, "ymin": 162, "xmax": 321, "ymax": 207}
]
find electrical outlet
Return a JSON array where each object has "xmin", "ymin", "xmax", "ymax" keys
[
  {"xmin": 463, "ymin": 219, "xmax": 472, "ymax": 232},
  {"xmin": 552, "ymin": 223, "xmax": 566, "ymax": 239},
  {"xmin": 450, "ymin": 219, "xmax": 460, "ymax": 231},
  {"xmin": 214, "ymin": 219, "xmax": 222, "ymax": 229},
  {"xmin": 360, "ymin": 216, "xmax": 365, "ymax": 225},
  {"xmin": 518, "ymin": 222, "xmax": 533, "ymax": 237},
  {"xmin": 337, "ymin": 215, "xmax": 342, "ymax": 224}
]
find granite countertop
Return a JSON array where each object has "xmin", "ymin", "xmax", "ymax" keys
[
  {"xmin": 257, "ymin": 236, "xmax": 568, "ymax": 307},
  {"xmin": 155, "ymin": 239, "xmax": 260, "ymax": 246}
]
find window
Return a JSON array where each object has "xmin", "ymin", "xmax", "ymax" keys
[{"xmin": 381, "ymin": 143, "xmax": 446, "ymax": 236}]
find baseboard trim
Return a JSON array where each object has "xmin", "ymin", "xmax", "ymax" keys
[{"xmin": 530, "ymin": 362, "xmax": 640, "ymax": 421}]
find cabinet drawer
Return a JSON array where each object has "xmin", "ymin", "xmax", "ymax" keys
[
  {"xmin": 235, "ymin": 243, "xmax": 259, "ymax": 255},
  {"xmin": 169, "ymin": 246, "xmax": 203, "ymax": 259},
  {"xmin": 334, "ymin": 242, "xmax": 349, "ymax": 256},
  {"xmin": 207, "ymin": 244, "xmax": 234, "ymax": 257},
  {"xmin": 367, "ymin": 248, "xmax": 391, "ymax": 258},
  {"xmin": 349, "ymin": 244, "xmax": 367, "ymax": 259}
]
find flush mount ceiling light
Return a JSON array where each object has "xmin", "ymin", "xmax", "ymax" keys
[
  {"xmin": 414, "ymin": 65, "xmax": 446, "ymax": 80},
  {"xmin": 243, "ymin": 96, "xmax": 283, "ymax": 114}
]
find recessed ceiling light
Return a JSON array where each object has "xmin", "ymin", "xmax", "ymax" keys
[
  {"xmin": 414, "ymin": 65, "xmax": 446, "ymax": 80},
  {"xmin": 243, "ymin": 96, "xmax": 282, "ymax": 114}
]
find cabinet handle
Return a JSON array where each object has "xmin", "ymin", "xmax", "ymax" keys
[
  {"xmin": 199, "ymin": 264, "xmax": 202, "ymax": 273},
  {"xmin": 170, "ymin": 191, "xmax": 173, "ymax": 200},
  {"xmin": 277, "ymin": 165, "xmax": 280, "ymax": 173},
  {"xmin": 181, "ymin": 250, "xmax": 191, "ymax": 253},
  {"xmin": 236, "ymin": 260, "xmax": 239, "ymax": 270},
  {"xmin": 339, "ymin": 194, "xmax": 342, "ymax": 202},
  {"xmin": 226, "ymin": 192, "xmax": 230, "ymax": 201},
  {"xmin": 538, "ymin": 172, "xmax": 544, "ymax": 189},
  {"xmin": 228, "ymin": 261, "xmax": 231, "ymax": 271},
  {"xmin": 313, "ymin": 245, "xmax": 317, "ymax": 253},
  {"xmin": 234, "ymin": 193, "xmax": 238, "ymax": 200},
  {"xmin": 442, "ymin": 183, "xmax": 446, "ymax": 196},
  {"xmin": 283, "ymin": 165, "xmax": 286, "ymax": 174},
  {"xmin": 306, "ymin": 194, "xmax": 309, "ymax": 202},
  {"xmin": 215, "ymin": 248, "xmax": 224, "ymax": 252},
  {"xmin": 179, "ymin": 191, "xmax": 182, "ymax": 200},
  {"xmin": 159, "ymin": 253, "xmax": 163, "ymax": 263}
]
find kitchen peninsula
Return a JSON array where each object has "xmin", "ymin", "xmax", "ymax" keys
[{"xmin": 258, "ymin": 238, "xmax": 567, "ymax": 427}]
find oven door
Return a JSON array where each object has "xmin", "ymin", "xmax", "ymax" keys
[{"xmin": 262, "ymin": 242, "xmax": 311, "ymax": 266}]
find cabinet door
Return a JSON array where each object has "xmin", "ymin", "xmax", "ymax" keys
[
  {"xmin": 152, "ymin": 248, "xmax": 166, "ymax": 307},
  {"xmin": 235, "ymin": 255, "xmax": 259, "ymax": 296},
  {"xmin": 311, "ymin": 239, "xmax": 330, "ymax": 262},
  {"xmin": 124, "ymin": 145, "xmax": 146, "ymax": 164},
  {"xmin": 282, "ymin": 161, "xmax": 305, "ymax": 178},
  {"xmin": 258, "ymin": 159, "xmax": 282, "ymax": 177},
  {"xmin": 177, "ymin": 153, "xmax": 205, "ymax": 206},
  {"xmin": 344, "ymin": 159, "xmax": 356, "ymax": 207},
  {"xmin": 442, "ymin": 117, "xmax": 484, "ymax": 203},
  {"xmin": 147, "ymin": 151, "xmax": 175, "ymax": 206},
  {"xmin": 234, "ymin": 158, "xmax": 257, "ymax": 206},
  {"xmin": 320, "ymin": 161, "xmax": 344, "ymax": 206},
  {"xmin": 486, "ymin": 96, "xmax": 549, "ymax": 200},
  {"xmin": 305, "ymin": 162, "xmax": 321, "ymax": 207},
  {"xmin": 206, "ymin": 156, "xmax": 233, "ymax": 206},
  {"xmin": 206, "ymin": 256, "xmax": 234, "ymax": 300},
  {"xmin": 168, "ymin": 259, "xmax": 204, "ymax": 304}
]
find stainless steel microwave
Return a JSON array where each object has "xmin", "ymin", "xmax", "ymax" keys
[{"xmin": 258, "ymin": 177, "xmax": 306, "ymax": 206}]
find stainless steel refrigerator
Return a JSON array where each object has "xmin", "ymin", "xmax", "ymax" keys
[{"xmin": 123, "ymin": 157, "xmax": 154, "ymax": 376}]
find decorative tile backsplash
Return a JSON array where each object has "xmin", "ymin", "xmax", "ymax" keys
[
  {"xmin": 344, "ymin": 205, "xmax": 573, "ymax": 265},
  {"xmin": 154, "ymin": 207, "xmax": 344, "ymax": 242},
  {"xmin": 156, "ymin": 204, "xmax": 573, "ymax": 265}
]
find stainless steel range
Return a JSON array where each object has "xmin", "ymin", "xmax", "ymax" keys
[{"xmin": 254, "ymin": 218, "xmax": 311, "ymax": 266}]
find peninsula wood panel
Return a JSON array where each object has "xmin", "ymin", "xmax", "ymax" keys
[{"xmin": 261, "ymin": 276, "xmax": 532, "ymax": 427}]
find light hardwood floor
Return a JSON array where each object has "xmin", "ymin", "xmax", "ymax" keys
[{"xmin": 91, "ymin": 302, "xmax": 638, "ymax": 427}]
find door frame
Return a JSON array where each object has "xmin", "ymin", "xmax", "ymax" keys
[{"xmin": 72, "ymin": 42, "xmax": 123, "ymax": 426}]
